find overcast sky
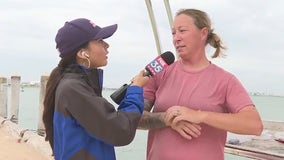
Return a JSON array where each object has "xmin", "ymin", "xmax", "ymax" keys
[{"xmin": 1, "ymin": 0, "xmax": 283, "ymax": 96}]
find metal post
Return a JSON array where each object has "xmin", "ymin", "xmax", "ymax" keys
[
  {"xmin": 163, "ymin": 0, "xmax": 179, "ymax": 58},
  {"xmin": 145, "ymin": 0, "xmax": 162, "ymax": 55},
  {"xmin": 163, "ymin": 0, "xmax": 173, "ymax": 28}
]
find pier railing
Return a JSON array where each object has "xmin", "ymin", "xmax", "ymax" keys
[{"xmin": 0, "ymin": 75, "xmax": 48, "ymax": 136}]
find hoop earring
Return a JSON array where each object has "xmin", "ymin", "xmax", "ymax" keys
[{"xmin": 86, "ymin": 58, "xmax": 91, "ymax": 68}]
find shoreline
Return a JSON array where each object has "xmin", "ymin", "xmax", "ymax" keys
[
  {"xmin": 6, "ymin": 84, "xmax": 283, "ymax": 98},
  {"xmin": 20, "ymin": 85, "xmax": 284, "ymax": 98}
]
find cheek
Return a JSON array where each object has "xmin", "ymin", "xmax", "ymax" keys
[
  {"xmin": 186, "ymin": 34, "xmax": 202, "ymax": 47},
  {"xmin": 184, "ymin": 34, "xmax": 195, "ymax": 42},
  {"xmin": 94, "ymin": 53, "xmax": 108, "ymax": 66}
]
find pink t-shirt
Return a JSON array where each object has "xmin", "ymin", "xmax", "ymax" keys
[{"xmin": 144, "ymin": 61, "xmax": 253, "ymax": 160}]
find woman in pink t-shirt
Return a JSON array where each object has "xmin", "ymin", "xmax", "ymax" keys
[{"xmin": 138, "ymin": 9, "xmax": 263, "ymax": 160}]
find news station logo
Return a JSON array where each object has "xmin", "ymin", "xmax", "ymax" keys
[{"xmin": 146, "ymin": 56, "xmax": 168, "ymax": 76}]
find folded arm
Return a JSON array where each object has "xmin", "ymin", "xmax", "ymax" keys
[
  {"xmin": 167, "ymin": 105, "xmax": 263, "ymax": 136},
  {"xmin": 138, "ymin": 99, "xmax": 201, "ymax": 139}
]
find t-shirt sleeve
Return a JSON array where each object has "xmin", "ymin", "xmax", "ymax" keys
[
  {"xmin": 225, "ymin": 75, "xmax": 254, "ymax": 113},
  {"xmin": 143, "ymin": 77, "xmax": 157, "ymax": 101}
]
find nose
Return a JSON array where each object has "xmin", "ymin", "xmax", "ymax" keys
[{"xmin": 173, "ymin": 33, "xmax": 181, "ymax": 45}]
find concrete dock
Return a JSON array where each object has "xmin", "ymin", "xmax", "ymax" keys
[
  {"xmin": 0, "ymin": 116, "xmax": 53, "ymax": 160},
  {"xmin": 226, "ymin": 120, "xmax": 284, "ymax": 159}
]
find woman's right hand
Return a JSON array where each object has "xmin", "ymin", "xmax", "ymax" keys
[
  {"xmin": 164, "ymin": 110, "xmax": 202, "ymax": 140},
  {"xmin": 131, "ymin": 70, "xmax": 150, "ymax": 87},
  {"xmin": 170, "ymin": 121, "xmax": 201, "ymax": 140}
]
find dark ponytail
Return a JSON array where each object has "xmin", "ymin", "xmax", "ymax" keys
[{"xmin": 42, "ymin": 52, "xmax": 77, "ymax": 149}]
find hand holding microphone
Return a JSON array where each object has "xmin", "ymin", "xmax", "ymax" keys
[
  {"xmin": 110, "ymin": 51, "xmax": 175, "ymax": 104},
  {"xmin": 131, "ymin": 70, "xmax": 150, "ymax": 87}
]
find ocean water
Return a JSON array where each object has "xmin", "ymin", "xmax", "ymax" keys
[{"xmin": 5, "ymin": 87, "xmax": 284, "ymax": 160}]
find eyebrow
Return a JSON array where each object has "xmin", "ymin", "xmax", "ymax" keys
[{"xmin": 172, "ymin": 26, "xmax": 189, "ymax": 30}]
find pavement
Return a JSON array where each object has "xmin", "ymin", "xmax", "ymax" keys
[{"xmin": 0, "ymin": 117, "xmax": 53, "ymax": 160}]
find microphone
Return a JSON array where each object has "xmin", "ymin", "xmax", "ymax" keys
[
  {"xmin": 110, "ymin": 51, "xmax": 175, "ymax": 105},
  {"xmin": 143, "ymin": 51, "xmax": 175, "ymax": 77}
]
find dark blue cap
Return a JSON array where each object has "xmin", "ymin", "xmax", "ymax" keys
[{"xmin": 55, "ymin": 18, "xmax": 117, "ymax": 58}]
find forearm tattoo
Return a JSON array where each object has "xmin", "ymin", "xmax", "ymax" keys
[{"xmin": 138, "ymin": 99, "xmax": 167, "ymax": 130}]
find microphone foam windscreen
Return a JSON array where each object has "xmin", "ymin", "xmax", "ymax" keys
[{"xmin": 160, "ymin": 51, "xmax": 175, "ymax": 65}]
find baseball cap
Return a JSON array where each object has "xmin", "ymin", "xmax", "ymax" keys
[{"xmin": 55, "ymin": 18, "xmax": 118, "ymax": 58}]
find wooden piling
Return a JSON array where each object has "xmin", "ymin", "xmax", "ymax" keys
[
  {"xmin": 0, "ymin": 77, "xmax": 8, "ymax": 118},
  {"xmin": 37, "ymin": 74, "xmax": 49, "ymax": 136},
  {"xmin": 10, "ymin": 75, "xmax": 21, "ymax": 123}
]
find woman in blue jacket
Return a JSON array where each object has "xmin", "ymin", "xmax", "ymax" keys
[{"xmin": 43, "ymin": 18, "xmax": 149, "ymax": 160}]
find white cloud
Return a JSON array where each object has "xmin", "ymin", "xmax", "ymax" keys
[{"xmin": 0, "ymin": 0, "xmax": 283, "ymax": 95}]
